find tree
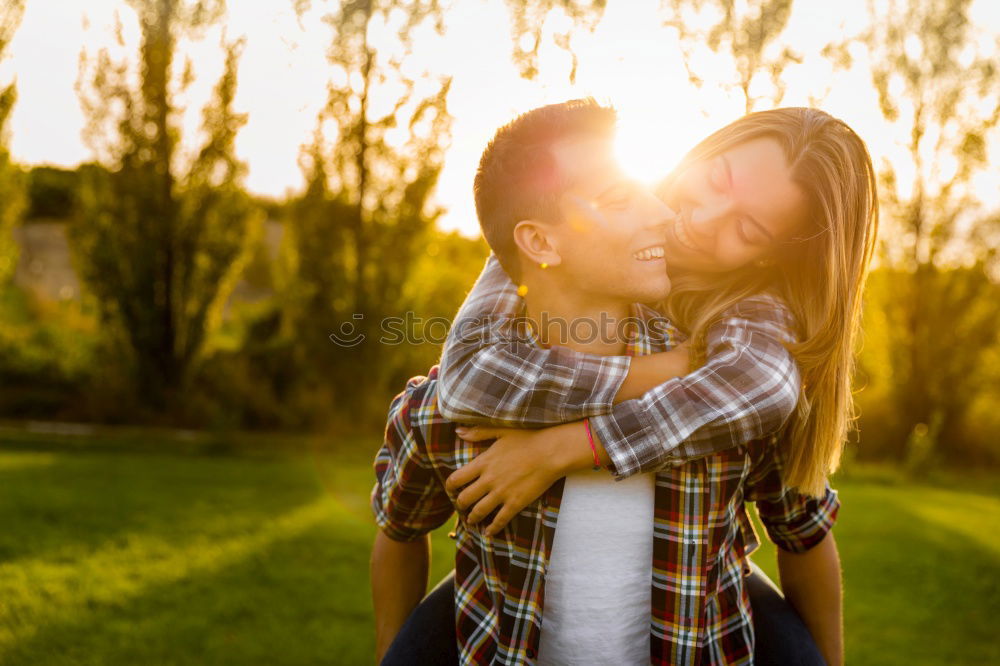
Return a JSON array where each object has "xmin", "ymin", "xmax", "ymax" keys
[
  {"xmin": 661, "ymin": 0, "xmax": 800, "ymax": 113},
  {"xmin": 73, "ymin": 0, "xmax": 261, "ymax": 409},
  {"xmin": 0, "ymin": 0, "xmax": 25, "ymax": 285},
  {"xmin": 854, "ymin": 0, "xmax": 1000, "ymax": 462},
  {"xmin": 280, "ymin": 0, "xmax": 451, "ymax": 422},
  {"xmin": 504, "ymin": 0, "xmax": 607, "ymax": 82},
  {"xmin": 26, "ymin": 166, "xmax": 80, "ymax": 221}
]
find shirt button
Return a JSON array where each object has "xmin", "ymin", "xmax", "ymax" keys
[{"xmin": 526, "ymin": 647, "xmax": 536, "ymax": 658}]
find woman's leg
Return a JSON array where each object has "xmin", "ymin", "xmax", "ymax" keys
[
  {"xmin": 380, "ymin": 570, "xmax": 459, "ymax": 666},
  {"xmin": 747, "ymin": 559, "xmax": 827, "ymax": 666}
]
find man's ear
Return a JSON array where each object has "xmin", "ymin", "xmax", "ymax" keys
[{"xmin": 512, "ymin": 219, "xmax": 563, "ymax": 269}]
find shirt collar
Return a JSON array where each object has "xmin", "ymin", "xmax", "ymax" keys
[{"xmin": 513, "ymin": 301, "xmax": 671, "ymax": 356}]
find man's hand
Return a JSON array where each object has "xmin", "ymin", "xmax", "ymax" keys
[{"xmin": 445, "ymin": 421, "xmax": 588, "ymax": 536}]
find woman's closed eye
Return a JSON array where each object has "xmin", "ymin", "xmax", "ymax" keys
[
  {"xmin": 737, "ymin": 219, "xmax": 769, "ymax": 246},
  {"xmin": 709, "ymin": 156, "xmax": 731, "ymax": 193},
  {"xmin": 600, "ymin": 182, "xmax": 640, "ymax": 210},
  {"xmin": 604, "ymin": 197, "xmax": 632, "ymax": 211}
]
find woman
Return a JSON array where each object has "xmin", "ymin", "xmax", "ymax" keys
[{"xmin": 384, "ymin": 107, "xmax": 878, "ymax": 665}]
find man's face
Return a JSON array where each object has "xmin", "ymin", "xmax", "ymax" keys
[{"xmin": 545, "ymin": 137, "xmax": 674, "ymax": 304}]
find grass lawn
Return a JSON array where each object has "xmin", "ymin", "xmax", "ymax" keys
[{"xmin": 0, "ymin": 434, "xmax": 997, "ymax": 665}]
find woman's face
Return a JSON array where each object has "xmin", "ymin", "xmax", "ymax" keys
[{"xmin": 663, "ymin": 137, "xmax": 811, "ymax": 274}]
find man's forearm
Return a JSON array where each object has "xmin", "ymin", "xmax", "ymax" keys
[
  {"xmin": 371, "ymin": 531, "xmax": 430, "ymax": 663},
  {"xmin": 777, "ymin": 532, "xmax": 843, "ymax": 666}
]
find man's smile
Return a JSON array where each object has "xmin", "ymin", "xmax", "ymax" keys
[{"xmin": 633, "ymin": 244, "xmax": 665, "ymax": 261}]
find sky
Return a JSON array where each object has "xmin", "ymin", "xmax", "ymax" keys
[{"xmin": 3, "ymin": 0, "xmax": 999, "ymax": 237}]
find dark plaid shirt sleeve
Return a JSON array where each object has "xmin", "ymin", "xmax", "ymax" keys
[
  {"xmin": 745, "ymin": 433, "xmax": 840, "ymax": 552},
  {"xmin": 588, "ymin": 292, "xmax": 802, "ymax": 479},
  {"xmin": 371, "ymin": 375, "xmax": 455, "ymax": 542},
  {"xmin": 437, "ymin": 254, "xmax": 630, "ymax": 426}
]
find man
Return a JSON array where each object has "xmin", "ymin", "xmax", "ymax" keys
[{"xmin": 370, "ymin": 99, "xmax": 840, "ymax": 665}]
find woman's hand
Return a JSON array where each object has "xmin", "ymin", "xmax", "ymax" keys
[{"xmin": 444, "ymin": 421, "xmax": 589, "ymax": 536}]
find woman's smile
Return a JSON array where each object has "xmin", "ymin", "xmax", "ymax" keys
[{"xmin": 670, "ymin": 214, "xmax": 706, "ymax": 254}]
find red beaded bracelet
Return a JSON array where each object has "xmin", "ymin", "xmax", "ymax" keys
[{"xmin": 582, "ymin": 418, "xmax": 600, "ymax": 471}]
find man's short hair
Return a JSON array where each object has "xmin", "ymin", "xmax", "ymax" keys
[{"xmin": 474, "ymin": 98, "xmax": 617, "ymax": 281}]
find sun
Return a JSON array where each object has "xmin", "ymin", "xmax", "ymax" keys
[{"xmin": 612, "ymin": 107, "xmax": 695, "ymax": 187}]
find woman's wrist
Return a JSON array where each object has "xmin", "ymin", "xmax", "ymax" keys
[{"xmin": 549, "ymin": 421, "xmax": 611, "ymax": 474}]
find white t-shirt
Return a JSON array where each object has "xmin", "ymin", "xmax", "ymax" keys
[{"xmin": 534, "ymin": 469, "xmax": 655, "ymax": 665}]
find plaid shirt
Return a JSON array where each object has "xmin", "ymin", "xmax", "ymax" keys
[
  {"xmin": 372, "ymin": 303, "xmax": 839, "ymax": 665},
  {"xmin": 438, "ymin": 255, "xmax": 802, "ymax": 479}
]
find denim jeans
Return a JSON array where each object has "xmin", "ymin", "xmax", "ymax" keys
[
  {"xmin": 381, "ymin": 561, "xmax": 826, "ymax": 665},
  {"xmin": 380, "ymin": 572, "xmax": 460, "ymax": 666},
  {"xmin": 744, "ymin": 559, "xmax": 827, "ymax": 665}
]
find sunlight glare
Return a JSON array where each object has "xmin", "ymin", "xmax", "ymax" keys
[
  {"xmin": 613, "ymin": 109, "xmax": 690, "ymax": 186},
  {"xmin": 4, "ymin": 0, "xmax": 999, "ymax": 236}
]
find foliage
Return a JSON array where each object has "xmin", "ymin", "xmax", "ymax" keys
[
  {"xmin": 167, "ymin": 223, "xmax": 487, "ymax": 431},
  {"xmin": 279, "ymin": 0, "xmax": 453, "ymax": 424},
  {"xmin": 856, "ymin": 266, "xmax": 1000, "ymax": 465},
  {"xmin": 71, "ymin": 0, "xmax": 263, "ymax": 409},
  {"xmin": 504, "ymin": 0, "xmax": 606, "ymax": 81},
  {"xmin": 661, "ymin": 0, "xmax": 800, "ymax": 112},
  {"xmin": 850, "ymin": 0, "xmax": 1000, "ymax": 462},
  {"xmin": 385, "ymin": 231, "xmax": 490, "ymax": 390},
  {"xmin": 0, "ymin": 0, "xmax": 26, "ymax": 285},
  {"xmin": 0, "ymin": 285, "xmax": 99, "ymax": 420},
  {"xmin": 25, "ymin": 166, "xmax": 81, "ymax": 221},
  {"xmin": 1, "ymin": 0, "xmax": 998, "ymax": 464}
]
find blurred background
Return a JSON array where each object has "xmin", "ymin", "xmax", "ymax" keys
[{"xmin": 0, "ymin": 0, "xmax": 997, "ymax": 664}]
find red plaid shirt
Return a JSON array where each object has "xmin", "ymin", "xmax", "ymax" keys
[
  {"xmin": 438, "ymin": 255, "xmax": 803, "ymax": 480},
  {"xmin": 372, "ymin": 304, "xmax": 839, "ymax": 665}
]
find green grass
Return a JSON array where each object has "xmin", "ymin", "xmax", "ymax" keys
[{"xmin": 0, "ymin": 437, "xmax": 997, "ymax": 665}]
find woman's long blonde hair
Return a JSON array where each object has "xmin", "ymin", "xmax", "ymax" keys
[{"xmin": 660, "ymin": 108, "xmax": 879, "ymax": 496}]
